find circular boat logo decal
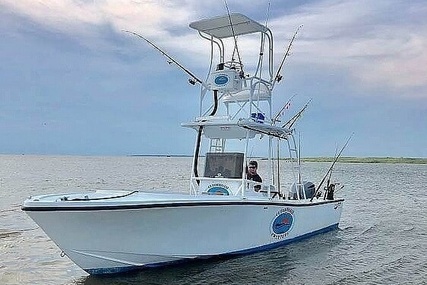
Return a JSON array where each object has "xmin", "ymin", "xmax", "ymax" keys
[
  {"xmin": 271, "ymin": 208, "xmax": 294, "ymax": 239},
  {"xmin": 206, "ymin": 183, "xmax": 230, "ymax": 195},
  {"xmin": 214, "ymin": 74, "xmax": 229, "ymax": 86}
]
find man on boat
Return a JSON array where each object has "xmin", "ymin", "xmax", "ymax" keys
[{"xmin": 247, "ymin": 161, "xmax": 262, "ymax": 191}]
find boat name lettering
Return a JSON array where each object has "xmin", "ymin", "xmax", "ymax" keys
[
  {"xmin": 208, "ymin": 183, "xmax": 229, "ymax": 189},
  {"xmin": 334, "ymin": 202, "xmax": 342, "ymax": 209},
  {"xmin": 276, "ymin": 207, "xmax": 294, "ymax": 215}
]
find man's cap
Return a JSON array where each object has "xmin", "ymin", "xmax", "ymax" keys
[{"xmin": 249, "ymin": 161, "xmax": 258, "ymax": 168}]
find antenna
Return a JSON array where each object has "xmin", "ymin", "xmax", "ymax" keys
[
  {"xmin": 124, "ymin": 30, "xmax": 207, "ymax": 88},
  {"xmin": 265, "ymin": 2, "xmax": 271, "ymax": 27},
  {"xmin": 256, "ymin": 2, "xmax": 271, "ymax": 82}
]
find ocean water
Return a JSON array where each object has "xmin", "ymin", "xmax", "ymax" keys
[{"xmin": 0, "ymin": 155, "xmax": 426, "ymax": 285}]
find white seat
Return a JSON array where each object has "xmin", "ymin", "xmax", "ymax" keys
[{"xmin": 223, "ymin": 86, "xmax": 271, "ymax": 103}]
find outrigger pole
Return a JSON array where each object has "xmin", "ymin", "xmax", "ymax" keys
[
  {"xmin": 310, "ymin": 133, "xmax": 354, "ymax": 202},
  {"xmin": 123, "ymin": 30, "xmax": 207, "ymax": 88}
]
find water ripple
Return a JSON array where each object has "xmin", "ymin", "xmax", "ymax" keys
[{"xmin": 1, "ymin": 156, "xmax": 426, "ymax": 285}]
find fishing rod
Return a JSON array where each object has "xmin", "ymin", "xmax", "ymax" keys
[
  {"xmin": 282, "ymin": 98, "xmax": 312, "ymax": 129},
  {"xmin": 273, "ymin": 94, "xmax": 296, "ymax": 124},
  {"xmin": 272, "ymin": 25, "xmax": 303, "ymax": 89},
  {"xmin": 324, "ymin": 143, "xmax": 339, "ymax": 198},
  {"xmin": 310, "ymin": 133, "xmax": 354, "ymax": 202},
  {"xmin": 123, "ymin": 30, "xmax": 207, "ymax": 88},
  {"xmin": 124, "ymin": 30, "xmax": 219, "ymax": 183},
  {"xmin": 224, "ymin": 0, "xmax": 245, "ymax": 78}
]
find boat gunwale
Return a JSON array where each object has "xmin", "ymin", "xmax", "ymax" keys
[{"xmin": 22, "ymin": 198, "xmax": 344, "ymax": 212}]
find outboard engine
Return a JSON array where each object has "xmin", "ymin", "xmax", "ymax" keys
[{"xmin": 290, "ymin": 181, "xmax": 315, "ymax": 199}]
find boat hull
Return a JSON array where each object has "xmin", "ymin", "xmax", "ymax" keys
[{"xmin": 23, "ymin": 193, "xmax": 344, "ymax": 274}]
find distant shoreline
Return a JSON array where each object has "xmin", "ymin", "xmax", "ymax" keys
[
  {"xmin": 1, "ymin": 154, "xmax": 425, "ymax": 164},
  {"xmin": 302, "ymin": 157, "xmax": 427, "ymax": 164},
  {"xmin": 129, "ymin": 155, "xmax": 427, "ymax": 164}
]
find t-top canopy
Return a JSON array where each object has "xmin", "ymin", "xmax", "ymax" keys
[{"xmin": 189, "ymin": 13, "xmax": 268, "ymax": 39}]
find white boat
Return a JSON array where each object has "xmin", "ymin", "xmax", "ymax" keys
[{"xmin": 22, "ymin": 13, "xmax": 345, "ymax": 275}]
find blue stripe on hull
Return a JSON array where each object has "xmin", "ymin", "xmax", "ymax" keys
[{"xmin": 85, "ymin": 223, "xmax": 339, "ymax": 275}]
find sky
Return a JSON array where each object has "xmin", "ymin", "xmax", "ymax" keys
[{"xmin": 0, "ymin": 0, "xmax": 426, "ymax": 157}]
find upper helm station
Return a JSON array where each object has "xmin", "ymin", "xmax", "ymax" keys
[
  {"xmin": 182, "ymin": 13, "xmax": 301, "ymax": 198},
  {"xmin": 187, "ymin": 13, "xmax": 274, "ymax": 122}
]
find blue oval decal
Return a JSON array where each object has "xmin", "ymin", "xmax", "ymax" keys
[
  {"xmin": 272, "ymin": 212, "xmax": 293, "ymax": 234},
  {"xmin": 207, "ymin": 186, "xmax": 230, "ymax": 195},
  {"xmin": 214, "ymin": 75, "xmax": 229, "ymax": 86}
]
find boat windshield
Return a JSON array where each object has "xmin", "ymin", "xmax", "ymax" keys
[{"xmin": 204, "ymin": 152, "xmax": 244, "ymax": 179}]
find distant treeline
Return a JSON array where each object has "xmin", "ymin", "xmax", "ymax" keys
[
  {"xmin": 131, "ymin": 155, "xmax": 427, "ymax": 164},
  {"xmin": 302, "ymin": 157, "xmax": 427, "ymax": 164}
]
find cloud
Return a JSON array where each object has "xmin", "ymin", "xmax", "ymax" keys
[
  {"xmin": 268, "ymin": 0, "xmax": 427, "ymax": 98},
  {"xmin": 1, "ymin": 0, "xmax": 180, "ymax": 30},
  {"xmin": 356, "ymin": 32, "xmax": 427, "ymax": 92},
  {"xmin": 2, "ymin": 0, "xmax": 426, "ymax": 99},
  {"xmin": 0, "ymin": 0, "xmax": 194, "ymax": 46}
]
